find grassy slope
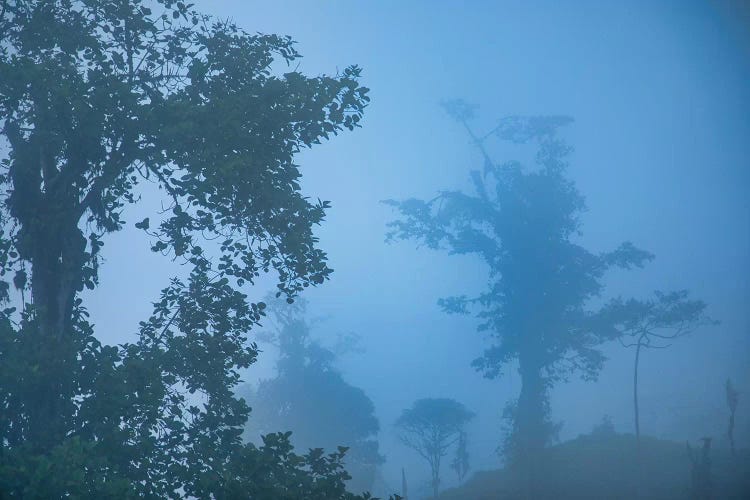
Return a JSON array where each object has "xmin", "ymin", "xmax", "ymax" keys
[{"xmin": 438, "ymin": 433, "xmax": 750, "ymax": 499}]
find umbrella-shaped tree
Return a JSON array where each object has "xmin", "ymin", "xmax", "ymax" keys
[{"xmin": 395, "ymin": 398, "xmax": 474, "ymax": 498}]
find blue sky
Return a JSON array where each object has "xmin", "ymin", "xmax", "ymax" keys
[{"xmin": 86, "ymin": 1, "xmax": 749, "ymax": 495}]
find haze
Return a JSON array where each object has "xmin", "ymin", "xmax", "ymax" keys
[{"xmin": 77, "ymin": 1, "xmax": 749, "ymax": 497}]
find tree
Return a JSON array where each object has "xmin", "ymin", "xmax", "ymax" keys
[
  {"xmin": 590, "ymin": 414, "xmax": 617, "ymax": 438},
  {"xmin": 240, "ymin": 296, "xmax": 384, "ymax": 494},
  {"xmin": 605, "ymin": 291, "xmax": 714, "ymax": 449},
  {"xmin": 394, "ymin": 398, "xmax": 474, "ymax": 498},
  {"xmin": 726, "ymin": 378, "xmax": 739, "ymax": 457},
  {"xmin": 687, "ymin": 437, "xmax": 713, "ymax": 500},
  {"xmin": 401, "ymin": 467, "xmax": 409, "ymax": 499},
  {"xmin": 450, "ymin": 430, "xmax": 470, "ymax": 484},
  {"xmin": 0, "ymin": 1, "xmax": 381, "ymax": 497},
  {"xmin": 385, "ymin": 101, "xmax": 652, "ymax": 482}
]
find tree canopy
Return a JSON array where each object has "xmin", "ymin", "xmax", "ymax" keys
[
  {"xmin": 395, "ymin": 398, "xmax": 474, "ymax": 498},
  {"xmin": 0, "ymin": 1, "xmax": 388, "ymax": 497},
  {"xmin": 385, "ymin": 101, "xmax": 653, "ymax": 479}
]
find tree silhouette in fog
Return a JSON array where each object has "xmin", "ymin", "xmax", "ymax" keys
[
  {"xmin": 726, "ymin": 378, "xmax": 739, "ymax": 457},
  {"xmin": 604, "ymin": 290, "xmax": 714, "ymax": 451},
  {"xmin": 385, "ymin": 100, "xmax": 652, "ymax": 492},
  {"xmin": 239, "ymin": 295, "xmax": 384, "ymax": 494},
  {"xmin": 395, "ymin": 398, "xmax": 474, "ymax": 498},
  {"xmin": 0, "ymin": 1, "xmax": 386, "ymax": 497}
]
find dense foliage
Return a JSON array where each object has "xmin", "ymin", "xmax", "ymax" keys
[
  {"xmin": 385, "ymin": 101, "xmax": 653, "ymax": 480},
  {"xmin": 0, "ymin": 1, "xmax": 397, "ymax": 498},
  {"xmin": 240, "ymin": 297, "xmax": 384, "ymax": 494}
]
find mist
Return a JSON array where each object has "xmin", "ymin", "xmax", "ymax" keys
[{"xmin": 1, "ymin": 0, "xmax": 748, "ymax": 498}]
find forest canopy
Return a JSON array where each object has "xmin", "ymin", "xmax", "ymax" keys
[
  {"xmin": 0, "ymin": 1, "xmax": 386, "ymax": 498},
  {"xmin": 0, "ymin": 1, "xmax": 746, "ymax": 499}
]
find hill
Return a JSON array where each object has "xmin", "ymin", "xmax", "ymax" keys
[{"xmin": 438, "ymin": 432, "xmax": 749, "ymax": 499}]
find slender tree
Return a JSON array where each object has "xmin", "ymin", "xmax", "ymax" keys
[
  {"xmin": 401, "ymin": 467, "xmax": 409, "ymax": 500},
  {"xmin": 395, "ymin": 398, "xmax": 474, "ymax": 499},
  {"xmin": 726, "ymin": 378, "xmax": 739, "ymax": 457},
  {"xmin": 385, "ymin": 101, "xmax": 652, "ymax": 487},
  {"xmin": 605, "ymin": 291, "xmax": 714, "ymax": 450},
  {"xmin": 0, "ymin": 1, "xmax": 377, "ymax": 497}
]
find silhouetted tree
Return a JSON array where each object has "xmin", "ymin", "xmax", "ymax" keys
[
  {"xmin": 401, "ymin": 467, "xmax": 409, "ymax": 500},
  {"xmin": 0, "ymin": 1, "xmax": 376, "ymax": 496},
  {"xmin": 385, "ymin": 101, "xmax": 652, "ymax": 486},
  {"xmin": 240, "ymin": 296, "xmax": 384, "ymax": 494},
  {"xmin": 591, "ymin": 414, "xmax": 617, "ymax": 438},
  {"xmin": 450, "ymin": 430, "xmax": 470, "ymax": 484},
  {"xmin": 605, "ymin": 291, "xmax": 714, "ymax": 449},
  {"xmin": 726, "ymin": 378, "xmax": 739, "ymax": 457},
  {"xmin": 687, "ymin": 437, "xmax": 713, "ymax": 500},
  {"xmin": 395, "ymin": 398, "xmax": 474, "ymax": 498}
]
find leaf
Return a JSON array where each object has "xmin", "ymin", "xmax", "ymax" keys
[{"xmin": 12, "ymin": 270, "xmax": 26, "ymax": 290}]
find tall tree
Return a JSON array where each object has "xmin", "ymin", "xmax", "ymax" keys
[
  {"xmin": 385, "ymin": 101, "xmax": 652, "ymax": 485},
  {"xmin": 395, "ymin": 398, "xmax": 474, "ymax": 499},
  {"xmin": 604, "ymin": 290, "xmax": 714, "ymax": 450},
  {"xmin": 0, "ymin": 1, "xmax": 379, "ymax": 497},
  {"xmin": 240, "ymin": 296, "xmax": 384, "ymax": 494},
  {"xmin": 726, "ymin": 378, "xmax": 739, "ymax": 457},
  {"xmin": 401, "ymin": 467, "xmax": 409, "ymax": 499}
]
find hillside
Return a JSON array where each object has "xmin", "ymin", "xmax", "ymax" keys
[{"xmin": 438, "ymin": 433, "xmax": 750, "ymax": 499}]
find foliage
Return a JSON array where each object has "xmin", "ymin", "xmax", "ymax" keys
[
  {"xmin": 384, "ymin": 100, "xmax": 652, "ymax": 471},
  {"xmin": 606, "ymin": 291, "xmax": 712, "ymax": 348},
  {"xmin": 239, "ymin": 296, "xmax": 384, "ymax": 494},
  {"xmin": 0, "ymin": 0, "xmax": 381, "ymax": 497},
  {"xmin": 0, "ymin": 428, "xmax": 387, "ymax": 499},
  {"xmin": 395, "ymin": 398, "xmax": 474, "ymax": 498}
]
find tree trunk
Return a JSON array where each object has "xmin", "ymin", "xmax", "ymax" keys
[
  {"xmin": 514, "ymin": 353, "xmax": 548, "ymax": 498},
  {"xmin": 728, "ymin": 409, "xmax": 736, "ymax": 457},
  {"xmin": 6, "ymin": 118, "xmax": 115, "ymax": 453},
  {"xmin": 633, "ymin": 341, "xmax": 641, "ymax": 450},
  {"xmin": 431, "ymin": 453, "xmax": 441, "ymax": 498},
  {"xmin": 633, "ymin": 339, "xmax": 645, "ymax": 498},
  {"xmin": 26, "ymin": 220, "xmax": 86, "ymax": 450},
  {"xmin": 401, "ymin": 467, "xmax": 408, "ymax": 500},
  {"xmin": 13, "ymin": 172, "xmax": 88, "ymax": 450}
]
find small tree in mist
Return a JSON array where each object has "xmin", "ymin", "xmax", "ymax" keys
[
  {"xmin": 385, "ymin": 101, "xmax": 652, "ymax": 489},
  {"xmin": 395, "ymin": 398, "xmax": 474, "ymax": 498},
  {"xmin": 726, "ymin": 379, "xmax": 739, "ymax": 457},
  {"xmin": 586, "ymin": 414, "xmax": 617, "ymax": 440},
  {"xmin": 0, "ymin": 1, "xmax": 379, "ymax": 497},
  {"xmin": 604, "ymin": 291, "xmax": 715, "ymax": 449}
]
